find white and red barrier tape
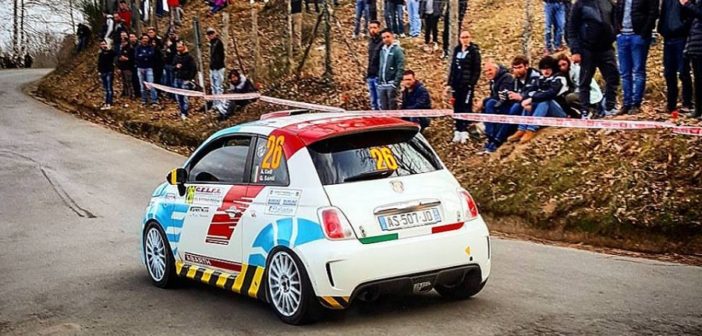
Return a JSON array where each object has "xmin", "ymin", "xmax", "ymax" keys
[{"xmin": 145, "ymin": 83, "xmax": 702, "ymax": 136}]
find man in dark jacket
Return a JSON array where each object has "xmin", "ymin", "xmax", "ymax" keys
[
  {"xmin": 76, "ymin": 23, "xmax": 91, "ymax": 53},
  {"xmin": 207, "ymin": 27, "xmax": 227, "ymax": 116},
  {"xmin": 135, "ymin": 34, "xmax": 159, "ymax": 107},
  {"xmin": 367, "ymin": 21, "xmax": 383, "ymax": 110},
  {"xmin": 117, "ymin": 32, "xmax": 135, "ymax": 101},
  {"xmin": 128, "ymin": 33, "xmax": 141, "ymax": 99},
  {"xmin": 681, "ymin": 0, "xmax": 702, "ymax": 119},
  {"xmin": 163, "ymin": 28, "xmax": 180, "ymax": 98},
  {"xmin": 446, "ymin": 30, "xmax": 480, "ymax": 143},
  {"xmin": 223, "ymin": 69, "xmax": 259, "ymax": 119},
  {"xmin": 616, "ymin": 0, "xmax": 659, "ymax": 114},
  {"xmin": 479, "ymin": 59, "xmax": 515, "ymax": 152},
  {"xmin": 97, "ymin": 40, "xmax": 116, "ymax": 111},
  {"xmin": 377, "ymin": 29, "xmax": 405, "ymax": 110},
  {"xmin": 400, "ymin": 70, "xmax": 431, "ymax": 131},
  {"xmin": 659, "ymin": 0, "xmax": 693, "ymax": 114},
  {"xmin": 508, "ymin": 56, "xmax": 569, "ymax": 143},
  {"xmin": 147, "ymin": 27, "xmax": 165, "ymax": 93},
  {"xmin": 567, "ymin": 0, "xmax": 620, "ymax": 118},
  {"xmin": 173, "ymin": 41, "xmax": 197, "ymax": 120}
]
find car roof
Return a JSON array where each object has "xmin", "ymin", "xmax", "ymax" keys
[{"xmin": 211, "ymin": 112, "xmax": 419, "ymax": 145}]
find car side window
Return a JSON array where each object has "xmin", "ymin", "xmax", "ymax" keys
[
  {"xmin": 189, "ymin": 137, "xmax": 252, "ymax": 184},
  {"xmin": 250, "ymin": 136, "xmax": 290, "ymax": 186}
]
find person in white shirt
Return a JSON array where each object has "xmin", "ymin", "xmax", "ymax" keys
[{"xmin": 557, "ymin": 53, "xmax": 604, "ymax": 118}]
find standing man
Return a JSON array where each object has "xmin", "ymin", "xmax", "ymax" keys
[
  {"xmin": 353, "ymin": 0, "xmax": 370, "ymax": 38},
  {"xmin": 163, "ymin": 28, "xmax": 180, "ymax": 95},
  {"xmin": 616, "ymin": 0, "xmax": 659, "ymax": 114},
  {"xmin": 366, "ymin": 20, "xmax": 384, "ymax": 110},
  {"xmin": 173, "ymin": 41, "xmax": 197, "ymax": 120},
  {"xmin": 408, "ymin": 0, "xmax": 422, "ymax": 38},
  {"xmin": 117, "ymin": 32, "xmax": 135, "ymax": 102},
  {"xmin": 420, "ymin": 0, "xmax": 444, "ymax": 52},
  {"xmin": 567, "ymin": 0, "xmax": 620, "ymax": 118},
  {"xmin": 400, "ymin": 70, "xmax": 432, "ymax": 131},
  {"xmin": 681, "ymin": 0, "xmax": 702, "ymax": 119},
  {"xmin": 659, "ymin": 0, "xmax": 693, "ymax": 114},
  {"xmin": 292, "ymin": 0, "xmax": 304, "ymax": 48},
  {"xmin": 135, "ymin": 34, "xmax": 159, "ymax": 107},
  {"xmin": 168, "ymin": 0, "xmax": 182, "ymax": 26},
  {"xmin": 543, "ymin": 0, "xmax": 568, "ymax": 54},
  {"xmin": 207, "ymin": 27, "xmax": 227, "ymax": 117},
  {"xmin": 447, "ymin": 30, "xmax": 481, "ymax": 144},
  {"xmin": 117, "ymin": 0, "xmax": 132, "ymax": 29},
  {"xmin": 390, "ymin": 0, "xmax": 406, "ymax": 37},
  {"xmin": 97, "ymin": 40, "xmax": 116, "ymax": 111},
  {"xmin": 147, "ymin": 27, "xmax": 165, "ymax": 92},
  {"xmin": 128, "ymin": 33, "xmax": 142, "ymax": 100},
  {"xmin": 377, "ymin": 29, "xmax": 405, "ymax": 110}
]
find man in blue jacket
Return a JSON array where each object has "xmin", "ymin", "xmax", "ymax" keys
[
  {"xmin": 400, "ymin": 70, "xmax": 431, "ymax": 131},
  {"xmin": 135, "ymin": 34, "xmax": 159, "ymax": 107}
]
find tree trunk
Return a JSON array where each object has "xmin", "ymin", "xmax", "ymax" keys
[
  {"xmin": 13, "ymin": 0, "xmax": 19, "ymax": 55},
  {"xmin": 252, "ymin": 1, "xmax": 260, "ymax": 83},
  {"xmin": 222, "ymin": 12, "xmax": 230, "ymax": 54},
  {"xmin": 287, "ymin": 0, "xmax": 293, "ymax": 73},
  {"xmin": 447, "ymin": 0, "xmax": 458, "ymax": 74},
  {"xmin": 134, "ymin": 0, "xmax": 142, "ymax": 36},
  {"xmin": 322, "ymin": 0, "xmax": 332, "ymax": 81},
  {"xmin": 20, "ymin": 0, "xmax": 25, "ymax": 56},
  {"xmin": 69, "ymin": 0, "xmax": 76, "ymax": 35},
  {"xmin": 193, "ymin": 17, "xmax": 209, "ymax": 114}
]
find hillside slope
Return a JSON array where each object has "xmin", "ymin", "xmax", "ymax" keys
[{"xmin": 36, "ymin": 0, "xmax": 702, "ymax": 256}]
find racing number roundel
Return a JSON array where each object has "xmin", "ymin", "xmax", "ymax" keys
[{"xmin": 370, "ymin": 147, "xmax": 398, "ymax": 170}]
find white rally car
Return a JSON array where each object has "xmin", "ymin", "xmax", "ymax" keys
[{"xmin": 141, "ymin": 112, "xmax": 491, "ymax": 324}]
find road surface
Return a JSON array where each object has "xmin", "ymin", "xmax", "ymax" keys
[{"xmin": 1, "ymin": 69, "xmax": 701, "ymax": 335}]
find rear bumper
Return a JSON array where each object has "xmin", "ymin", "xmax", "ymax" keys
[{"xmin": 295, "ymin": 216, "xmax": 491, "ymax": 307}]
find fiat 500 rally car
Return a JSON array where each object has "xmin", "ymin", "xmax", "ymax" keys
[{"xmin": 141, "ymin": 112, "xmax": 491, "ymax": 324}]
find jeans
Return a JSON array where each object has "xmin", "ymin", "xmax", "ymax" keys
[
  {"xmin": 617, "ymin": 34, "xmax": 651, "ymax": 107},
  {"xmin": 131, "ymin": 66, "xmax": 142, "ymax": 98},
  {"xmin": 663, "ymin": 37, "xmax": 693, "ymax": 111},
  {"xmin": 408, "ymin": 0, "xmax": 421, "ymax": 36},
  {"xmin": 424, "ymin": 14, "xmax": 439, "ymax": 44},
  {"xmin": 518, "ymin": 100, "xmax": 567, "ymax": 132},
  {"xmin": 156, "ymin": 0, "xmax": 165, "ymax": 16},
  {"xmin": 453, "ymin": 88, "xmax": 474, "ymax": 132},
  {"xmin": 100, "ymin": 72, "xmax": 113, "ymax": 105},
  {"xmin": 367, "ymin": 76, "xmax": 380, "ymax": 110},
  {"xmin": 137, "ymin": 68, "xmax": 158, "ymax": 104},
  {"xmin": 164, "ymin": 65, "xmax": 175, "ymax": 88},
  {"xmin": 544, "ymin": 2, "xmax": 566, "ymax": 52},
  {"xmin": 76, "ymin": 37, "xmax": 88, "ymax": 53},
  {"xmin": 483, "ymin": 98, "xmax": 514, "ymax": 144},
  {"xmin": 390, "ymin": 3, "xmax": 404, "ymax": 35},
  {"xmin": 174, "ymin": 79, "xmax": 192, "ymax": 115},
  {"xmin": 579, "ymin": 48, "xmax": 619, "ymax": 112},
  {"xmin": 210, "ymin": 68, "xmax": 226, "ymax": 113},
  {"xmin": 354, "ymin": 0, "xmax": 369, "ymax": 35},
  {"xmin": 377, "ymin": 84, "xmax": 398, "ymax": 110},
  {"xmin": 384, "ymin": 0, "xmax": 393, "ymax": 33},
  {"xmin": 121, "ymin": 69, "xmax": 134, "ymax": 99},
  {"xmin": 692, "ymin": 56, "xmax": 702, "ymax": 116},
  {"xmin": 492, "ymin": 103, "xmax": 522, "ymax": 143}
]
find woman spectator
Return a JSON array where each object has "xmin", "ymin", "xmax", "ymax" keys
[
  {"xmin": 556, "ymin": 53, "xmax": 603, "ymax": 118},
  {"xmin": 446, "ymin": 30, "xmax": 481, "ymax": 144}
]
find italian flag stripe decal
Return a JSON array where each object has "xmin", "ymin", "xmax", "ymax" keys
[
  {"xmin": 359, "ymin": 222, "xmax": 465, "ymax": 244},
  {"xmin": 359, "ymin": 233, "xmax": 398, "ymax": 244}
]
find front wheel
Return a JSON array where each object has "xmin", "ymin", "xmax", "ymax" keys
[
  {"xmin": 265, "ymin": 248, "xmax": 321, "ymax": 325},
  {"xmin": 435, "ymin": 270, "xmax": 486, "ymax": 300},
  {"xmin": 143, "ymin": 222, "xmax": 177, "ymax": 288}
]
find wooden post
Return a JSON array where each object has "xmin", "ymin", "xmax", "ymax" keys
[
  {"xmin": 193, "ymin": 17, "xmax": 209, "ymax": 114},
  {"xmin": 222, "ymin": 12, "xmax": 230, "ymax": 54},
  {"xmin": 252, "ymin": 0, "xmax": 260, "ymax": 83},
  {"xmin": 322, "ymin": 0, "xmax": 332, "ymax": 81},
  {"xmin": 447, "ymin": 0, "xmax": 458, "ymax": 73},
  {"xmin": 287, "ymin": 0, "xmax": 293, "ymax": 73}
]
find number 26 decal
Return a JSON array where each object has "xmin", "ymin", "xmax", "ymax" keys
[
  {"xmin": 262, "ymin": 135, "xmax": 285, "ymax": 169},
  {"xmin": 370, "ymin": 147, "xmax": 398, "ymax": 170}
]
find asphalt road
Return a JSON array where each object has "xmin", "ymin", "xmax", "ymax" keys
[{"xmin": 1, "ymin": 69, "xmax": 701, "ymax": 335}]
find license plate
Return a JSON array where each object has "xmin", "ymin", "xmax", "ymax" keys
[{"xmin": 378, "ymin": 208, "xmax": 441, "ymax": 231}]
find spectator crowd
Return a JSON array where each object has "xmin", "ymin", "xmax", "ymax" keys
[{"xmin": 84, "ymin": 0, "xmax": 702, "ymax": 154}]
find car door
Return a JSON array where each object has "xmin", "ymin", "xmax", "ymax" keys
[{"xmin": 178, "ymin": 135, "xmax": 255, "ymax": 274}]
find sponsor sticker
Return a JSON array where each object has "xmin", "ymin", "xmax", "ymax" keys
[{"xmin": 265, "ymin": 189, "xmax": 301, "ymax": 216}]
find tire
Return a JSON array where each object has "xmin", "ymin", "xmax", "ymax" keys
[
  {"xmin": 143, "ymin": 222, "xmax": 177, "ymax": 288},
  {"xmin": 265, "ymin": 247, "xmax": 321, "ymax": 325},
  {"xmin": 435, "ymin": 269, "xmax": 486, "ymax": 300}
]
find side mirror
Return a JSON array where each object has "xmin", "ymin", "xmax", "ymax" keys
[{"xmin": 166, "ymin": 168, "xmax": 187, "ymax": 185}]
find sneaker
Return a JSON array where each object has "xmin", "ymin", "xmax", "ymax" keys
[
  {"xmin": 400, "ymin": 33, "xmax": 406, "ymax": 38},
  {"xmin": 104, "ymin": 104, "xmax": 112, "ymax": 110},
  {"xmin": 123, "ymin": 103, "xmax": 129, "ymax": 108},
  {"xmin": 441, "ymin": 50, "xmax": 449, "ymax": 60},
  {"xmin": 352, "ymin": 33, "xmax": 358, "ymax": 39},
  {"xmin": 459, "ymin": 131, "xmax": 469, "ymax": 144},
  {"xmin": 360, "ymin": 32, "xmax": 366, "ymax": 38},
  {"xmin": 180, "ymin": 114, "xmax": 187, "ymax": 120},
  {"xmin": 628, "ymin": 105, "xmax": 641, "ymax": 115},
  {"xmin": 620, "ymin": 106, "xmax": 631, "ymax": 115},
  {"xmin": 451, "ymin": 131, "xmax": 461, "ymax": 143},
  {"xmin": 680, "ymin": 106, "xmax": 694, "ymax": 114},
  {"xmin": 433, "ymin": 42, "xmax": 439, "ymax": 51},
  {"xmin": 519, "ymin": 130, "xmax": 536, "ymax": 144},
  {"xmin": 483, "ymin": 142, "xmax": 497, "ymax": 153},
  {"xmin": 507, "ymin": 131, "xmax": 525, "ymax": 142},
  {"xmin": 99, "ymin": 104, "xmax": 107, "ymax": 110},
  {"xmin": 604, "ymin": 108, "xmax": 619, "ymax": 116},
  {"xmin": 151, "ymin": 103, "xmax": 160, "ymax": 110}
]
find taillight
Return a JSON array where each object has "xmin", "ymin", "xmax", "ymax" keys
[
  {"xmin": 458, "ymin": 190, "xmax": 479, "ymax": 221},
  {"xmin": 318, "ymin": 207, "xmax": 355, "ymax": 240}
]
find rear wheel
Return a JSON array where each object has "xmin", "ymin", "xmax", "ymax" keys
[
  {"xmin": 266, "ymin": 248, "xmax": 321, "ymax": 325},
  {"xmin": 435, "ymin": 270, "xmax": 486, "ymax": 300},
  {"xmin": 143, "ymin": 222, "xmax": 177, "ymax": 288}
]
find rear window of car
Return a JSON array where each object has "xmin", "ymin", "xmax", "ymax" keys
[{"xmin": 307, "ymin": 129, "xmax": 443, "ymax": 185}]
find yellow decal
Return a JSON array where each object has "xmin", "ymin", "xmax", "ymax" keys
[
  {"xmin": 248, "ymin": 267, "xmax": 265, "ymax": 298},
  {"xmin": 216, "ymin": 272, "xmax": 231, "ymax": 288},
  {"xmin": 232, "ymin": 264, "xmax": 249, "ymax": 294},
  {"xmin": 262, "ymin": 135, "xmax": 285, "ymax": 170},
  {"xmin": 185, "ymin": 186, "xmax": 195, "ymax": 204},
  {"xmin": 186, "ymin": 266, "xmax": 198, "ymax": 278},
  {"xmin": 369, "ymin": 147, "xmax": 399, "ymax": 170},
  {"xmin": 201, "ymin": 268, "xmax": 215, "ymax": 283},
  {"xmin": 169, "ymin": 169, "xmax": 178, "ymax": 185},
  {"xmin": 465, "ymin": 246, "xmax": 471, "ymax": 256}
]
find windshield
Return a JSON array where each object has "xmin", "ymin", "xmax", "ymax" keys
[{"xmin": 307, "ymin": 129, "xmax": 443, "ymax": 185}]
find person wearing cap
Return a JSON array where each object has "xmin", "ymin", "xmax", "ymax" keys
[{"xmin": 207, "ymin": 27, "xmax": 227, "ymax": 117}]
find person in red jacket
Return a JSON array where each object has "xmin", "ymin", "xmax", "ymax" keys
[
  {"xmin": 117, "ymin": 0, "xmax": 132, "ymax": 30},
  {"xmin": 168, "ymin": 0, "xmax": 182, "ymax": 26}
]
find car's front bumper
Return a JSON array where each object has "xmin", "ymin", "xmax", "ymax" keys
[{"xmin": 294, "ymin": 216, "xmax": 491, "ymax": 308}]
